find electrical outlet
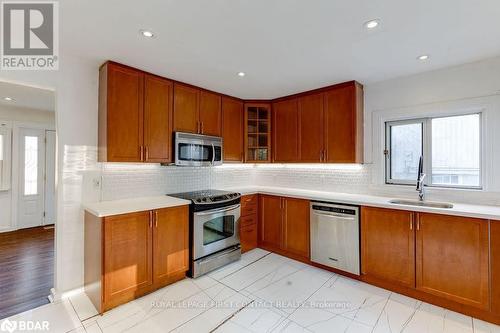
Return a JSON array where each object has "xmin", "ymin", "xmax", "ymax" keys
[{"xmin": 92, "ymin": 177, "xmax": 101, "ymax": 190}]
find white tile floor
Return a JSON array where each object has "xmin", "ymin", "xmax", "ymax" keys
[{"xmin": 2, "ymin": 248, "xmax": 500, "ymax": 333}]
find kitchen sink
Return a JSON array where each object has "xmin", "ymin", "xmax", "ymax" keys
[{"xmin": 389, "ymin": 199, "xmax": 454, "ymax": 209}]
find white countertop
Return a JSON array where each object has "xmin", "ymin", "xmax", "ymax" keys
[
  {"xmin": 83, "ymin": 196, "xmax": 191, "ymax": 217},
  {"xmin": 224, "ymin": 186, "xmax": 500, "ymax": 221}
]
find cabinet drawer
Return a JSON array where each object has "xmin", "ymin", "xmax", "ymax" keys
[
  {"xmin": 240, "ymin": 223, "xmax": 258, "ymax": 253},
  {"xmin": 240, "ymin": 214, "xmax": 257, "ymax": 228}
]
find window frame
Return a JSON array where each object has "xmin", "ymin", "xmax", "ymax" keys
[
  {"xmin": 0, "ymin": 126, "xmax": 12, "ymax": 191},
  {"xmin": 385, "ymin": 112, "xmax": 483, "ymax": 190}
]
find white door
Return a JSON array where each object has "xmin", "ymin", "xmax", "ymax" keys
[
  {"xmin": 44, "ymin": 130, "xmax": 56, "ymax": 225},
  {"xmin": 18, "ymin": 128, "xmax": 46, "ymax": 229}
]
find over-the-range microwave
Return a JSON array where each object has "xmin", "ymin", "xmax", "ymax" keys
[{"xmin": 174, "ymin": 132, "xmax": 223, "ymax": 166}]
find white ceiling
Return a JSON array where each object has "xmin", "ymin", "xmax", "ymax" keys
[
  {"xmin": 61, "ymin": 0, "xmax": 500, "ymax": 99},
  {"xmin": 0, "ymin": 81, "xmax": 55, "ymax": 112}
]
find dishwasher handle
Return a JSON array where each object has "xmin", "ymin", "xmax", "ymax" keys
[{"xmin": 312, "ymin": 211, "xmax": 356, "ymax": 220}]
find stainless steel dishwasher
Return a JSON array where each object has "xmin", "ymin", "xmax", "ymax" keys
[{"xmin": 310, "ymin": 202, "xmax": 360, "ymax": 275}]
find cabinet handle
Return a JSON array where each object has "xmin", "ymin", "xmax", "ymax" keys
[
  {"xmin": 416, "ymin": 215, "xmax": 420, "ymax": 231},
  {"xmin": 149, "ymin": 211, "xmax": 153, "ymax": 228},
  {"xmin": 140, "ymin": 146, "xmax": 144, "ymax": 161},
  {"xmin": 155, "ymin": 211, "xmax": 158, "ymax": 228},
  {"xmin": 201, "ymin": 122, "xmax": 204, "ymax": 134},
  {"xmin": 410, "ymin": 215, "xmax": 413, "ymax": 230},
  {"xmin": 145, "ymin": 146, "xmax": 149, "ymax": 161}
]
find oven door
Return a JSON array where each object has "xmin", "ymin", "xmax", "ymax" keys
[{"xmin": 193, "ymin": 204, "xmax": 241, "ymax": 260}]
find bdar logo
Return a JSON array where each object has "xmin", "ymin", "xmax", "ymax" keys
[{"xmin": 0, "ymin": 319, "xmax": 17, "ymax": 333}]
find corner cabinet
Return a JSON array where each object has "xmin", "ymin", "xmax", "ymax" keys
[
  {"xmin": 245, "ymin": 104, "xmax": 271, "ymax": 162},
  {"xmin": 99, "ymin": 62, "xmax": 173, "ymax": 163},
  {"xmin": 84, "ymin": 205, "xmax": 189, "ymax": 313},
  {"xmin": 271, "ymin": 81, "xmax": 363, "ymax": 163}
]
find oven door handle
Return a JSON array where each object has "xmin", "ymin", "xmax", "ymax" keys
[{"xmin": 194, "ymin": 204, "xmax": 241, "ymax": 216}]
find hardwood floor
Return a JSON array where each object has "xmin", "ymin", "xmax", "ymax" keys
[{"xmin": 0, "ymin": 226, "xmax": 54, "ymax": 319}]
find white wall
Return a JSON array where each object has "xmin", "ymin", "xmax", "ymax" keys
[
  {"xmin": 0, "ymin": 107, "xmax": 55, "ymax": 232},
  {"xmin": 364, "ymin": 56, "xmax": 500, "ymax": 203}
]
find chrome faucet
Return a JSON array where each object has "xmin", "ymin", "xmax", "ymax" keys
[
  {"xmin": 416, "ymin": 156, "xmax": 426, "ymax": 201},
  {"xmin": 416, "ymin": 173, "xmax": 426, "ymax": 201}
]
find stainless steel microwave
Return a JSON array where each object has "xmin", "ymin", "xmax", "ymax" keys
[{"xmin": 175, "ymin": 132, "xmax": 223, "ymax": 166}]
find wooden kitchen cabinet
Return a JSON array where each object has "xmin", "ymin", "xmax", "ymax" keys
[
  {"xmin": 272, "ymin": 98, "xmax": 299, "ymax": 162},
  {"xmin": 258, "ymin": 195, "xmax": 310, "ymax": 261},
  {"xmin": 415, "ymin": 213, "xmax": 489, "ymax": 310},
  {"xmin": 103, "ymin": 211, "xmax": 153, "ymax": 310},
  {"xmin": 245, "ymin": 104, "xmax": 271, "ymax": 162},
  {"xmin": 84, "ymin": 205, "xmax": 189, "ymax": 313},
  {"xmin": 492, "ymin": 221, "xmax": 500, "ymax": 315},
  {"xmin": 173, "ymin": 84, "xmax": 222, "ymax": 136},
  {"xmin": 153, "ymin": 206, "xmax": 189, "ymax": 287},
  {"xmin": 361, "ymin": 207, "xmax": 415, "ymax": 288},
  {"xmin": 199, "ymin": 91, "xmax": 222, "ymax": 136},
  {"xmin": 173, "ymin": 83, "xmax": 200, "ymax": 134},
  {"xmin": 324, "ymin": 82, "xmax": 363, "ymax": 163},
  {"xmin": 282, "ymin": 197, "xmax": 310, "ymax": 258},
  {"xmin": 240, "ymin": 194, "xmax": 259, "ymax": 253},
  {"xmin": 298, "ymin": 93, "xmax": 324, "ymax": 162},
  {"xmin": 259, "ymin": 195, "xmax": 283, "ymax": 251},
  {"xmin": 222, "ymin": 97, "xmax": 244, "ymax": 162},
  {"xmin": 99, "ymin": 62, "xmax": 144, "ymax": 162},
  {"xmin": 144, "ymin": 74, "xmax": 173, "ymax": 162},
  {"xmin": 98, "ymin": 62, "xmax": 173, "ymax": 163}
]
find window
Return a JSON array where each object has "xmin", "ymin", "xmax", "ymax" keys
[
  {"xmin": 24, "ymin": 136, "xmax": 39, "ymax": 195},
  {"xmin": 385, "ymin": 113, "xmax": 481, "ymax": 189}
]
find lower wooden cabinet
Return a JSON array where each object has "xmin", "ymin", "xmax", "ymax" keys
[
  {"xmin": 153, "ymin": 206, "xmax": 189, "ymax": 286},
  {"xmin": 84, "ymin": 205, "xmax": 189, "ymax": 313},
  {"xmin": 416, "ymin": 213, "xmax": 489, "ymax": 310},
  {"xmin": 258, "ymin": 195, "xmax": 310, "ymax": 261},
  {"xmin": 361, "ymin": 207, "xmax": 491, "ymax": 313},
  {"xmin": 361, "ymin": 207, "xmax": 415, "ymax": 288},
  {"xmin": 492, "ymin": 220, "xmax": 500, "ymax": 315}
]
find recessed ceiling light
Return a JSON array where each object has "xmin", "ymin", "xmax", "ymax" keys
[
  {"xmin": 140, "ymin": 30, "xmax": 154, "ymax": 38},
  {"xmin": 418, "ymin": 54, "xmax": 430, "ymax": 61},
  {"xmin": 237, "ymin": 72, "xmax": 246, "ymax": 77},
  {"xmin": 3, "ymin": 97, "xmax": 14, "ymax": 101},
  {"xmin": 364, "ymin": 19, "xmax": 380, "ymax": 29}
]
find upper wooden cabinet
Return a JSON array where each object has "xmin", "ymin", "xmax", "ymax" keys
[
  {"xmin": 324, "ymin": 82, "xmax": 363, "ymax": 163},
  {"xmin": 272, "ymin": 99, "xmax": 299, "ymax": 162},
  {"xmin": 99, "ymin": 62, "xmax": 172, "ymax": 163},
  {"xmin": 222, "ymin": 97, "xmax": 244, "ymax": 162},
  {"xmin": 361, "ymin": 206, "xmax": 415, "ymax": 288},
  {"xmin": 144, "ymin": 75, "xmax": 173, "ymax": 163},
  {"xmin": 271, "ymin": 81, "xmax": 363, "ymax": 163},
  {"xmin": 173, "ymin": 84, "xmax": 200, "ymax": 134},
  {"xmin": 99, "ymin": 62, "xmax": 144, "ymax": 162},
  {"xmin": 298, "ymin": 93, "xmax": 324, "ymax": 162},
  {"xmin": 173, "ymin": 84, "xmax": 222, "ymax": 136},
  {"xmin": 492, "ymin": 221, "xmax": 500, "ymax": 315},
  {"xmin": 415, "ymin": 213, "xmax": 489, "ymax": 310},
  {"xmin": 245, "ymin": 103, "xmax": 271, "ymax": 163},
  {"xmin": 199, "ymin": 91, "xmax": 222, "ymax": 136}
]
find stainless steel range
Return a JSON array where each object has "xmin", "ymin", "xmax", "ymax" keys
[{"xmin": 168, "ymin": 190, "xmax": 241, "ymax": 278}]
